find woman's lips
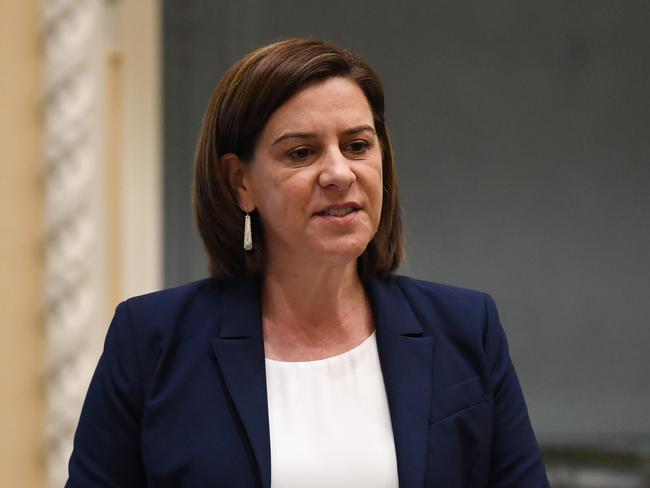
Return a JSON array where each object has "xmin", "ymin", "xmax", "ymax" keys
[
  {"xmin": 315, "ymin": 206, "xmax": 357, "ymax": 217},
  {"xmin": 313, "ymin": 208, "xmax": 360, "ymax": 224}
]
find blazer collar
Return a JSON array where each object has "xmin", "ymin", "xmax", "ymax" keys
[{"xmin": 209, "ymin": 274, "xmax": 434, "ymax": 488}]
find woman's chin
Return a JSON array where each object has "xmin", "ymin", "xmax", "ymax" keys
[{"xmin": 309, "ymin": 239, "xmax": 369, "ymax": 266}]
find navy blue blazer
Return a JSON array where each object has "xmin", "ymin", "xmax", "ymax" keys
[{"xmin": 67, "ymin": 274, "xmax": 549, "ymax": 487}]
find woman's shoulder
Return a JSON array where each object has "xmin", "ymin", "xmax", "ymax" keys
[
  {"xmin": 391, "ymin": 274, "xmax": 486, "ymax": 301},
  {"xmin": 389, "ymin": 274, "xmax": 492, "ymax": 315},
  {"xmin": 113, "ymin": 278, "xmax": 226, "ymax": 341},
  {"xmin": 384, "ymin": 274, "xmax": 500, "ymax": 340},
  {"xmin": 123, "ymin": 277, "xmax": 223, "ymax": 313}
]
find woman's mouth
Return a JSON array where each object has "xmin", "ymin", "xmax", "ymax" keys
[{"xmin": 315, "ymin": 206, "xmax": 358, "ymax": 217}]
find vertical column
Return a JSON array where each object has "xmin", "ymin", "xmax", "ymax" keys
[
  {"xmin": 116, "ymin": 0, "xmax": 163, "ymax": 299},
  {"xmin": 41, "ymin": 1, "xmax": 109, "ymax": 486}
]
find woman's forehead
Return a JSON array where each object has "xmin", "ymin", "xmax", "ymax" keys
[{"xmin": 261, "ymin": 78, "xmax": 374, "ymax": 138}]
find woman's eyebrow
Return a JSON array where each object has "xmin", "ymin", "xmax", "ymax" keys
[
  {"xmin": 342, "ymin": 124, "xmax": 376, "ymax": 136},
  {"xmin": 271, "ymin": 125, "xmax": 376, "ymax": 146},
  {"xmin": 271, "ymin": 132, "xmax": 314, "ymax": 145}
]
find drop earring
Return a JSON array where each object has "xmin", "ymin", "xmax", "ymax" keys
[{"xmin": 243, "ymin": 207, "xmax": 253, "ymax": 251}]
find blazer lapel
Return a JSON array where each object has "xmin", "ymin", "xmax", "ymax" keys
[
  {"xmin": 209, "ymin": 275, "xmax": 271, "ymax": 488},
  {"xmin": 367, "ymin": 277, "xmax": 435, "ymax": 488}
]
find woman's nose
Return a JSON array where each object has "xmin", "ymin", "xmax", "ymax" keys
[{"xmin": 318, "ymin": 146, "xmax": 356, "ymax": 189}]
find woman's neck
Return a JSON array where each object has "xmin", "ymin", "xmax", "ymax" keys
[{"xmin": 261, "ymin": 259, "xmax": 375, "ymax": 360}]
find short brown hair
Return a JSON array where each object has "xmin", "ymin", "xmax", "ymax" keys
[{"xmin": 193, "ymin": 37, "xmax": 404, "ymax": 279}]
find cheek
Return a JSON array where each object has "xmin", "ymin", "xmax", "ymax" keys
[
  {"xmin": 370, "ymin": 165, "xmax": 384, "ymax": 218},
  {"xmin": 251, "ymin": 171, "xmax": 312, "ymax": 219},
  {"xmin": 250, "ymin": 167, "xmax": 281, "ymax": 206}
]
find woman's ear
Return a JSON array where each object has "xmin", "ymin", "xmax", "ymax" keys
[{"xmin": 221, "ymin": 153, "xmax": 255, "ymax": 212}]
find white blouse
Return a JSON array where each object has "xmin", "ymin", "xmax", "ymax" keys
[{"xmin": 264, "ymin": 331, "xmax": 399, "ymax": 488}]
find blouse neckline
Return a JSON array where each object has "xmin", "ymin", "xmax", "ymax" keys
[{"xmin": 264, "ymin": 330, "xmax": 376, "ymax": 367}]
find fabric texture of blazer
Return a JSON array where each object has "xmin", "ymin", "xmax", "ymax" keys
[{"xmin": 66, "ymin": 274, "xmax": 550, "ymax": 487}]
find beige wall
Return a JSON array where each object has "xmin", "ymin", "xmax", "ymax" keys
[
  {"xmin": 0, "ymin": 1, "xmax": 161, "ymax": 485},
  {"xmin": 0, "ymin": 0, "xmax": 45, "ymax": 486}
]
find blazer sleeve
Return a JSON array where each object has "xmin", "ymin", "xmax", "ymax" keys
[
  {"xmin": 482, "ymin": 293, "xmax": 550, "ymax": 487},
  {"xmin": 66, "ymin": 301, "xmax": 147, "ymax": 487}
]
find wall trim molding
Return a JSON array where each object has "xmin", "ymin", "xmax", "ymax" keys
[{"xmin": 41, "ymin": 0, "xmax": 161, "ymax": 485}]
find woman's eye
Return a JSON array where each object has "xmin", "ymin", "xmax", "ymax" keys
[
  {"xmin": 288, "ymin": 147, "xmax": 313, "ymax": 161},
  {"xmin": 346, "ymin": 140, "xmax": 370, "ymax": 154}
]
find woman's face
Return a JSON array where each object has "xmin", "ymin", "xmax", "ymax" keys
[{"xmin": 238, "ymin": 76, "xmax": 383, "ymax": 269}]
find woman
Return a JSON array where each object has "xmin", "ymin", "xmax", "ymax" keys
[{"xmin": 67, "ymin": 38, "xmax": 549, "ymax": 487}]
